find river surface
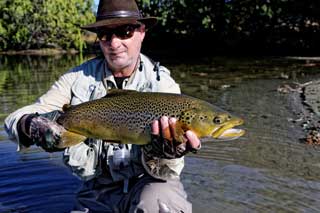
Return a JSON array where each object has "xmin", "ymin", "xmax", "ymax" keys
[{"xmin": 1, "ymin": 54, "xmax": 320, "ymax": 213}]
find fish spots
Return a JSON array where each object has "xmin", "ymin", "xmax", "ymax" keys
[
  {"xmin": 180, "ymin": 110, "xmax": 196, "ymax": 126},
  {"xmin": 199, "ymin": 115, "xmax": 208, "ymax": 120},
  {"xmin": 59, "ymin": 91, "xmax": 211, "ymax": 141}
]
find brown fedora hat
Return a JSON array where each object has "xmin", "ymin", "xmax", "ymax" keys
[{"xmin": 81, "ymin": 0, "xmax": 158, "ymax": 32}]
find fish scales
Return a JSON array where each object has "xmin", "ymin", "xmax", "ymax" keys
[{"xmin": 60, "ymin": 92, "xmax": 195, "ymax": 133}]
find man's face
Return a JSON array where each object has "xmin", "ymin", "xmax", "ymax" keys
[{"xmin": 98, "ymin": 24, "xmax": 146, "ymax": 73}]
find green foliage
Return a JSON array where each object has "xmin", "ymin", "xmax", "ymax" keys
[
  {"xmin": 0, "ymin": 0, "xmax": 95, "ymax": 51},
  {"xmin": 1, "ymin": 0, "xmax": 319, "ymax": 52},
  {"xmin": 138, "ymin": 0, "xmax": 320, "ymax": 51},
  {"xmin": 138, "ymin": 0, "xmax": 216, "ymax": 35}
]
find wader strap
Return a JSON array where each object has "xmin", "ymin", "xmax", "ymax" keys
[
  {"xmin": 153, "ymin": 62, "xmax": 160, "ymax": 81},
  {"xmin": 123, "ymin": 179, "xmax": 129, "ymax": 193},
  {"xmin": 89, "ymin": 85, "xmax": 96, "ymax": 101},
  {"xmin": 143, "ymin": 55, "xmax": 161, "ymax": 81}
]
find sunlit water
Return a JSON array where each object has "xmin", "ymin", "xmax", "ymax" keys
[{"xmin": 1, "ymin": 54, "xmax": 320, "ymax": 212}]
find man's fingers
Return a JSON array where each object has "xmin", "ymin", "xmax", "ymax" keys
[
  {"xmin": 151, "ymin": 120, "xmax": 160, "ymax": 135},
  {"xmin": 185, "ymin": 130, "xmax": 201, "ymax": 149},
  {"xmin": 160, "ymin": 116, "xmax": 172, "ymax": 141},
  {"xmin": 168, "ymin": 117, "xmax": 177, "ymax": 140},
  {"xmin": 151, "ymin": 116, "xmax": 173, "ymax": 139}
]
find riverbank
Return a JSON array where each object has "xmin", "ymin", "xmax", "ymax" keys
[
  {"xmin": 278, "ymin": 78, "xmax": 320, "ymax": 145},
  {"xmin": 0, "ymin": 48, "xmax": 79, "ymax": 56},
  {"xmin": 300, "ymin": 79, "xmax": 320, "ymax": 144}
]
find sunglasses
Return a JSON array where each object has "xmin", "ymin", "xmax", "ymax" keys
[{"xmin": 97, "ymin": 24, "xmax": 141, "ymax": 41}]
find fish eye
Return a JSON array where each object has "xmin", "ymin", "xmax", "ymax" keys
[{"xmin": 213, "ymin": 116, "xmax": 222, "ymax": 124}]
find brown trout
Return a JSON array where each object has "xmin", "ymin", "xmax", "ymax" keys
[{"xmin": 56, "ymin": 89, "xmax": 245, "ymax": 148}]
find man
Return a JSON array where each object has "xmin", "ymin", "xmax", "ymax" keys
[{"xmin": 4, "ymin": 0, "xmax": 200, "ymax": 212}]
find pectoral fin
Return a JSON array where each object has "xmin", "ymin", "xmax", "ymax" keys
[
  {"xmin": 58, "ymin": 130, "xmax": 87, "ymax": 148},
  {"xmin": 173, "ymin": 121, "xmax": 187, "ymax": 143}
]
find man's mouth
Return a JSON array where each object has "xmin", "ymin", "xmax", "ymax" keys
[{"xmin": 110, "ymin": 52, "xmax": 123, "ymax": 56}]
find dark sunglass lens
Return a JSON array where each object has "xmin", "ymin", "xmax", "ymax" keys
[
  {"xmin": 97, "ymin": 32, "xmax": 103, "ymax": 40},
  {"xmin": 98, "ymin": 25, "xmax": 140, "ymax": 41},
  {"xmin": 97, "ymin": 31, "xmax": 110, "ymax": 41},
  {"xmin": 116, "ymin": 25, "xmax": 136, "ymax": 39}
]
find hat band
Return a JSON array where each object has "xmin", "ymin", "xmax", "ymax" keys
[{"xmin": 97, "ymin": 10, "xmax": 142, "ymax": 20}]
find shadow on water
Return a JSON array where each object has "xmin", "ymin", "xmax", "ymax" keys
[{"xmin": 1, "ymin": 54, "xmax": 320, "ymax": 212}]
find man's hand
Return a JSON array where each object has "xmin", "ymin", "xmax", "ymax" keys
[
  {"xmin": 29, "ymin": 115, "xmax": 66, "ymax": 152},
  {"xmin": 143, "ymin": 116, "xmax": 201, "ymax": 159},
  {"xmin": 18, "ymin": 111, "xmax": 65, "ymax": 152}
]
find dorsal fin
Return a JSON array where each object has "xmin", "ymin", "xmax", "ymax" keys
[
  {"xmin": 62, "ymin": 104, "xmax": 73, "ymax": 112},
  {"xmin": 103, "ymin": 89, "xmax": 137, "ymax": 98}
]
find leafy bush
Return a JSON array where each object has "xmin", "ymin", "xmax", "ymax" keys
[
  {"xmin": 138, "ymin": 0, "xmax": 320, "ymax": 52},
  {"xmin": 0, "ymin": 0, "xmax": 95, "ymax": 51}
]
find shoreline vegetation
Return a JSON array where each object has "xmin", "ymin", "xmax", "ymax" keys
[
  {"xmin": 1, "ymin": 1, "xmax": 319, "ymax": 57},
  {"xmin": 1, "ymin": 32, "xmax": 319, "ymax": 57},
  {"xmin": 0, "ymin": 33, "xmax": 97, "ymax": 56},
  {"xmin": 0, "ymin": 48, "xmax": 79, "ymax": 56}
]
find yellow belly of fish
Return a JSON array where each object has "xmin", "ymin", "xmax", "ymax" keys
[{"xmin": 58, "ymin": 124, "xmax": 150, "ymax": 148}]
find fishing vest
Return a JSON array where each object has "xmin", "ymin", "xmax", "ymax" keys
[{"xmin": 62, "ymin": 54, "xmax": 184, "ymax": 182}]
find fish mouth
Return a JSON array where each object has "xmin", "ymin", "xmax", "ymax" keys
[
  {"xmin": 211, "ymin": 118, "xmax": 245, "ymax": 141},
  {"xmin": 215, "ymin": 128, "xmax": 245, "ymax": 141}
]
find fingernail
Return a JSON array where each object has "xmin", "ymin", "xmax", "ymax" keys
[
  {"xmin": 151, "ymin": 120, "xmax": 159, "ymax": 135},
  {"xmin": 161, "ymin": 116, "xmax": 169, "ymax": 124},
  {"xmin": 186, "ymin": 130, "xmax": 201, "ymax": 148},
  {"xmin": 169, "ymin": 117, "xmax": 177, "ymax": 124},
  {"xmin": 152, "ymin": 120, "xmax": 159, "ymax": 126},
  {"xmin": 186, "ymin": 131, "xmax": 194, "ymax": 139}
]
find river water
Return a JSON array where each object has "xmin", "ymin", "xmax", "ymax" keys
[{"xmin": 1, "ymin": 54, "xmax": 320, "ymax": 212}]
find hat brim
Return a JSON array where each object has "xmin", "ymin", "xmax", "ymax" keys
[{"xmin": 81, "ymin": 17, "xmax": 158, "ymax": 33}]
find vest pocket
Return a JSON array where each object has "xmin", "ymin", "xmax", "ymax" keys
[{"xmin": 63, "ymin": 142, "xmax": 100, "ymax": 181}]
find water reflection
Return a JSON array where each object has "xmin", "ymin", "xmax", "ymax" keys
[
  {"xmin": 0, "ymin": 55, "xmax": 86, "ymax": 118},
  {"xmin": 1, "ymin": 54, "xmax": 320, "ymax": 212}
]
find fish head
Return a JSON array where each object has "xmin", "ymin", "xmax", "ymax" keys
[{"xmin": 180, "ymin": 105, "xmax": 245, "ymax": 141}]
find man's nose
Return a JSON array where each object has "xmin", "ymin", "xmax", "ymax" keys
[{"xmin": 109, "ymin": 34, "xmax": 121, "ymax": 49}]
